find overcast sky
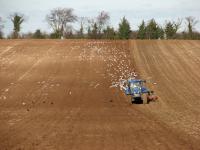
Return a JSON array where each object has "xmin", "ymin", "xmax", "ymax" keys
[{"xmin": 0, "ymin": 0, "xmax": 200, "ymax": 35}]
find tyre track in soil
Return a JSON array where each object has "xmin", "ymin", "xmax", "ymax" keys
[
  {"xmin": 0, "ymin": 40, "xmax": 199, "ymax": 150},
  {"xmin": 0, "ymin": 41, "xmax": 81, "ymax": 148},
  {"xmin": 0, "ymin": 41, "xmax": 94, "ymax": 149},
  {"xmin": 130, "ymin": 40, "xmax": 200, "ymax": 149}
]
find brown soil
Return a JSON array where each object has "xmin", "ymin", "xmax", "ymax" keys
[{"xmin": 0, "ymin": 39, "xmax": 200, "ymax": 150}]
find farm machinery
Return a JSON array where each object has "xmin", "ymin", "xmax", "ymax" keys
[{"xmin": 123, "ymin": 79, "xmax": 158, "ymax": 104}]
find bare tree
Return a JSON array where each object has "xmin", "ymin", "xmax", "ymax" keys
[
  {"xmin": 77, "ymin": 17, "xmax": 88, "ymax": 37},
  {"xmin": 86, "ymin": 18, "xmax": 95, "ymax": 38},
  {"xmin": 164, "ymin": 18, "xmax": 182, "ymax": 39},
  {"xmin": 10, "ymin": 13, "xmax": 25, "ymax": 38},
  {"xmin": 0, "ymin": 16, "xmax": 4, "ymax": 38},
  {"xmin": 0, "ymin": 17, "xmax": 3, "ymax": 29},
  {"xmin": 174, "ymin": 18, "xmax": 182, "ymax": 32},
  {"xmin": 46, "ymin": 8, "xmax": 77, "ymax": 38},
  {"xmin": 87, "ymin": 18, "xmax": 95, "ymax": 28},
  {"xmin": 85, "ymin": 12, "xmax": 110, "ymax": 39},
  {"xmin": 96, "ymin": 11, "xmax": 110, "ymax": 34},
  {"xmin": 185, "ymin": 16, "xmax": 199, "ymax": 38}
]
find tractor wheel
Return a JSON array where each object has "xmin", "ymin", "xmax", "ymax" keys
[
  {"xmin": 131, "ymin": 97, "xmax": 135, "ymax": 104},
  {"xmin": 142, "ymin": 94, "xmax": 148, "ymax": 104}
]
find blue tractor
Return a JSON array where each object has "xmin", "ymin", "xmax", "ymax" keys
[{"xmin": 124, "ymin": 79, "xmax": 157, "ymax": 104}]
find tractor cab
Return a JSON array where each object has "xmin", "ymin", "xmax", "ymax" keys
[{"xmin": 125, "ymin": 79, "xmax": 148, "ymax": 96}]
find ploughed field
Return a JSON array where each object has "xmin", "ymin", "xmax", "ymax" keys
[{"xmin": 0, "ymin": 40, "xmax": 200, "ymax": 150}]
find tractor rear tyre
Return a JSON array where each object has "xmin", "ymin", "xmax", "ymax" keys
[
  {"xmin": 142, "ymin": 94, "xmax": 148, "ymax": 104},
  {"xmin": 131, "ymin": 97, "xmax": 135, "ymax": 104}
]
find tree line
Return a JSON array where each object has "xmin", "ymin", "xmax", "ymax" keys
[{"xmin": 0, "ymin": 8, "xmax": 199, "ymax": 40}]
